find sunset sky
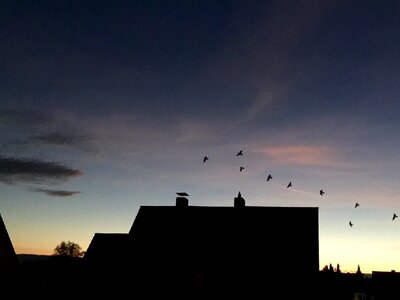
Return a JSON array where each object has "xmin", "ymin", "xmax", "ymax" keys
[{"xmin": 1, "ymin": 0, "xmax": 400, "ymax": 274}]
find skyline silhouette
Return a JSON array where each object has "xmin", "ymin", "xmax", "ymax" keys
[{"xmin": 3, "ymin": 197, "xmax": 400, "ymax": 299}]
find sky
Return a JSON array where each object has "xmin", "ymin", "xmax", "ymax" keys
[{"xmin": 1, "ymin": 0, "xmax": 400, "ymax": 274}]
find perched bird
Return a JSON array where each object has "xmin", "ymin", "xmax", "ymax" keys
[
  {"xmin": 240, "ymin": 166, "xmax": 245, "ymax": 172},
  {"xmin": 287, "ymin": 181, "xmax": 292, "ymax": 188},
  {"xmin": 176, "ymin": 192, "xmax": 189, "ymax": 197},
  {"xmin": 236, "ymin": 150, "xmax": 243, "ymax": 156},
  {"xmin": 393, "ymin": 213, "xmax": 398, "ymax": 221},
  {"xmin": 355, "ymin": 202, "xmax": 360, "ymax": 208},
  {"xmin": 203, "ymin": 156, "xmax": 209, "ymax": 163},
  {"xmin": 320, "ymin": 189, "xmax": 325, "ymax": 196},
  {"xmin": 267, "ymin": 174, "xmax": 272, "ymax": 181},
  {"xmin": 349, "ymin": 221, "xmax": 353, "ymax": 227}
]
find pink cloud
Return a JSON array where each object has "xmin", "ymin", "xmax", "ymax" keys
[{"xmin": 258, "ymin": 145, "xmax": 338, "ymax": 167}]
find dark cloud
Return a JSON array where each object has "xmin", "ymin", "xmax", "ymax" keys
[
  {"xmin": 31, "ymin": 132, "xmax": 91, "ymax": 147},
  {"xmin": 0, "ymin": 109, "xmax": 97, "ymax": 154},
  {"xmin": 31, "ymin": 187, "xmax": 81, "ymax": 197},
  {"xmin": 0, "ymin": 156, "xmax": 82, "ymax": 184},
  {"xmin": 0, "ymin": 109, "xmax": 52, "ymax": 127}
]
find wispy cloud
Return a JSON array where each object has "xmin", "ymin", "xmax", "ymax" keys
[
  {"xmin": 0, "ymin": 109, "xmax": 96, "ymax": 155},
  {"xmin": 0, "ymin": 156, "xmax": 82, "ymax": 184},
  {"xmin": 245, "ymin": 86, "xmax": 279, "ymax": 119},
  {"xmin": 257, "ymin": 145, "xmax": 338, "ymax": 167},
  {"xmin": 30, "ymin": 187, "xmax": 81, "ymax": 197},
  {"xmin": 0, "ymin": 109, "xmax": 52, "ymax": 127},
  {"xmin": 30, "ymin": 132, "xmax": 89, "ymax": 146}
]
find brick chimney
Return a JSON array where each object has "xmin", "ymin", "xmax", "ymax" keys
[{"xmin": 234, "ymin": 191, "xmax": 245, "ymax": 207}]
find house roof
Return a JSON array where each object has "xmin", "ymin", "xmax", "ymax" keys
[
  {"xmin": 84, "ymin": 197, "xmax": 320, "ymax": 280},
  {"xmin": 127, "ymin": 204, "xmax": 319, "ymax": 273},
  {"xmin": 84, "ymin": 233, "xmax": 129, "ymax": 267},
  {"xmin": 0, "ymin": 214, "xmax": 19, "ymax": 277}
]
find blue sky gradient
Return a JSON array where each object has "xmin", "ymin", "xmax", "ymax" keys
[{"xmin": 1, "ymin": 0, "xmax": 400, "ymax": 273}]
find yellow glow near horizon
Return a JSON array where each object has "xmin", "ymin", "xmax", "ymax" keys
[{"xmin": 320, "ymin": 236, "xmax": 400, "ymax": 274}]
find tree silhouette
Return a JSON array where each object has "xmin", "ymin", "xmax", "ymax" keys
[
  {"xmin": 356, "ymin": 264, "xmax": 362, "ymax": 275},
  {"xmin": 329, "ymin": 263, "xmax": 334, "ymax": 273},
  {"xmin": 53, "ymin": 241, "xmax": 85, "ymax": 257},
  {"xmin": 336, "ymin": 263, "xmax": 341, "ymax": 273}
]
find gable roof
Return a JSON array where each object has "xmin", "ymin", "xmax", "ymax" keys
[
  {"xmin": 0, "ymin": 214, "xmax": 19, "ymax": 285},
  {"xmin": 84, "ymin": 233, "xmax": 129, "ymax": 267}
]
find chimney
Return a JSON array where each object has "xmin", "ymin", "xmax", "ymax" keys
[
  {"xmin": 176, "ymin": 192, "xmax": 189, "ymax": 207},
  {"xmin": 234, "ymin": 191, "xmax": 245, "ymax": 207}
]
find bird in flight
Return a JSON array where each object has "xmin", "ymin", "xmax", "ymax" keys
[
  {"xmin": 203, "ymin": 156, "xmax": 209, "ymax": 163},
  {"xmin": 240, "ymin": 166, "xmax": 245, "ymax": 172},
  {"xmin": 349, "ymin": 221, "xmax": 353, "ymax": 227},
  {"xmin": 320, "ymin": 189, "xmax": 325, "ymax": 196},
  {"xmin": 176, "ymin": 192, "xmax": 189, "ymax": 197},
  {"xmin": 236, "ymin": 150, "xmax": 243, "ymax": 156},
  {"xmin": 287, "ymin": 181, "xmax": 292, "ymax": 188},
  {"xmin": 355, "ymin": 202, "xmax": 360, "ymax": 208},
  {"xmin": 267, "ymin": 174, "xmax": 272, "ymax": 181},
  {"xmin": 393, "ymin": 213, "xmax": 398, "ymax": 221}
]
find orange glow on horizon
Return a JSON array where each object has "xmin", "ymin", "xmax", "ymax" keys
[{"xmin": 14, "ymin": 245, "xmax": 53, "ymax": 256}]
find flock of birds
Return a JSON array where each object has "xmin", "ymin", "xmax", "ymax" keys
[{"xmin": 202, "ymin": 149, "xmax": 399, "ymax": 228}]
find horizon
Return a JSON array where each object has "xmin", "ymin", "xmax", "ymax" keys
[{"xmin": 7, "ymin": 198, "xmax": 400, "ymax": 275}]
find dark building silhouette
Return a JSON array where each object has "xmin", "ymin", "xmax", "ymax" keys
[
  {"xmin": 370, "ymin": 270, "xmax": 400, "ymax": 299},
  {"xmin": 84, "ymin": 193, "xmax": 320, "ymax": 297},
  {"xmin": 0, "ymin": 214, "xmax": 19, "ymax": 289}
]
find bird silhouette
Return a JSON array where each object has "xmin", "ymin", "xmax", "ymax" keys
[
  {"xmin": 320, "ymin": 189, "xmax": 325, "ymax": 196},
  {"xmin": 267, "ymin": 174, "xmax": 272, "ymax": 181},
  {"xmin": 355, "ymin": 202, "xmax": 360, "ymax": 208},
  {"xmin": 203, "ymin": 156, "xmax": 209, "ymax": 163},
  {"xmin": 349, "ymin": 221, "xmax": 353, "ymax": 227},
  {"xmin": 287, "ymin": 181, "xmax": 292, "ymax": 188},
  {"xmin": 393, "ymin": 213, "xmax": 398, "ymax": 221},
  {"xmin": 176, "ymin": 192, "xmax": 189, "ymax": 197},
  {"xmin": 240, "ymin": 166, "xmax": 245, "ymax": 172},
  {"xmin": 236, "ymin": 150, "xmax": 243, "ymax": 156}
]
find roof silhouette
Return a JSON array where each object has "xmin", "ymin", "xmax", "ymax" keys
[
  {"xmin": 84, "ymin": 195, "xmax": 319, "ymax": 295},
  {"xmin": 0, "ymin": 214, "xmax": 19, "ymax": 288}
]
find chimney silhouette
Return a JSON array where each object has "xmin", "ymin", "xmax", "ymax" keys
[
  {"xmin": 234, "ymin": 191, "xmax": 245, "ymax": 207},
  {"xmin": 176, "ymin": 192, "xmax": 189, "ymax": 207}
]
